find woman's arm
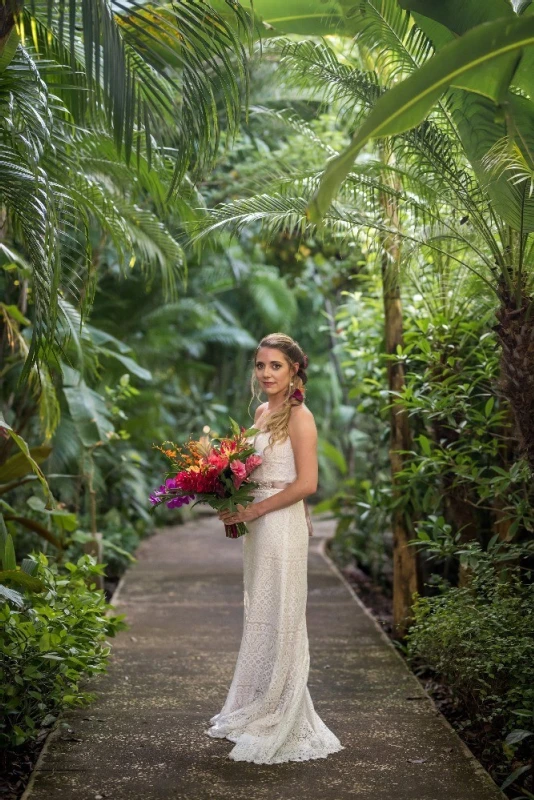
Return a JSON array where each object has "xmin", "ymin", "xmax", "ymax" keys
[{"xmin": 218, "ymin": 405, "xmax": 318, "ymax": 525}]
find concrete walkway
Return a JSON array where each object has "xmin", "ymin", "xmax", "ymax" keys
[{"xmin": 23, "ymin": 512, "xmax": 504, "ymax": 800}]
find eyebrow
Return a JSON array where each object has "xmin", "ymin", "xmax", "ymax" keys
[{"xmin": 255, "ymin": 359, "xmax": 283, "ymax": 365}]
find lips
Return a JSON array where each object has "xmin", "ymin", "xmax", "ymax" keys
[{"xmin": 263, "ymin": 382, "xmax": 275, "ymax": 386}]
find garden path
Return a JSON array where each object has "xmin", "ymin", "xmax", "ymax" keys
[{"xmin": 22, "ymin": 512, "xmax": 505, "ymax": 800}]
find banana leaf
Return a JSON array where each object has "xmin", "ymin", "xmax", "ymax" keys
[{"xmin": 308, "ymin": 15, "xmax": 534, "ymax": 228}]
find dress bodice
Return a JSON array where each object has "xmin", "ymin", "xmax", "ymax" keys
[{"xmin": 249, "ymin": 429, "xmax": 297, "ymax": 484}]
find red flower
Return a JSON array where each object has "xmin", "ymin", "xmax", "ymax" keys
[
  {"xmin": 207, "ymin": 450, "xmax": 229, "ymax": 471},
  {"xmin": 175, "ymin": 467, "xmax": 222, "ymax": 494}
]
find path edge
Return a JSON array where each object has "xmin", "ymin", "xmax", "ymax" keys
[{"xmin": 316, "ymin": 535, "xmax": 507, "ymax": 800}]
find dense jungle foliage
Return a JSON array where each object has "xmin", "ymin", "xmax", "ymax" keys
[{"xmin": 1, "ymin": 0, "xmax": 534, "ymax": 796}]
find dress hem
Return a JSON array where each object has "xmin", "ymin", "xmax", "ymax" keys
[{"xmin": 204, "ymin": 726, "xmax": 345, "ymax": 765}]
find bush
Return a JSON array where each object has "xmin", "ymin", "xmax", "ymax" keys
[
  {"xmin": 65, "ymin": 509, "xmax": 145, "ymax": 580},
  {"xmin": 0, "ymin": 552, "xmax": 128, "ymax": 749},
  {"xmin": 405, "ymin": 545, "xmax": 534, "ymax": 740}
]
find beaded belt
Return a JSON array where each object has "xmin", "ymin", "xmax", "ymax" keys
[
  {"xmin": 253, "ymin": 480, "xmax": 290, "ymax": 490},
  {"xmin": 251, "ymin": 480, "xmax": 314, "ymax": 537}
]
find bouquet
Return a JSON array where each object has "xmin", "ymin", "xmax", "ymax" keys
[{"xmin": 149, "ymin": 418, "xmax": 262, "ymax": 538}]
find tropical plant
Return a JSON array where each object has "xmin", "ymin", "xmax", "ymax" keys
[
  {"xmin": 192, "ymin": 3, "xmax": 534, "ymax": 632},
  {"xmin": 304, "ymin": 1, "xmax": 534, "ymax": 475},
  {"xmin": 405, "ymin": 538, "xmax": 534, "ymax": 793},
  {"xmin": 0, "ymin": 550, "xmax": 127, "ymax": 749},
  {"xmin": 0, "ymin": 0, "xmax": 251, "ymax": 382}
]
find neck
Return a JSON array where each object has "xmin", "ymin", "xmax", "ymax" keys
[
  {"xmin": 266, "ymin": 384, "xmax": 290, "ymax": 412},
  {"xmin": 267, "ymin": 398, "xmax": 287, "ymax": 412}
]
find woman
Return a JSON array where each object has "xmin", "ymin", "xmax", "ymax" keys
[{"xmin": 205, "ymin": 332, "xmax": 344, "ymax": 764}]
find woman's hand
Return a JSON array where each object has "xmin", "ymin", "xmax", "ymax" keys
[{"xmin": 218, "ymin": 503, "xmax": 260, "ymax": 525}]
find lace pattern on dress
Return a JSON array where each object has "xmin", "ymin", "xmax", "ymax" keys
[{"xmin": 204, "ymin": 428, "xmax": 344, "ymax": 763}]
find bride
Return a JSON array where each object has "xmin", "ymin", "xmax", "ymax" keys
[{"xmin": 205, "ymin": 332, "xmax": 345, "ymax": 764}]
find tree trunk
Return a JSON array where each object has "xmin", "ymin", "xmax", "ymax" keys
[
  {"xmin": 379, "ymin": 144, "xmax": 421, "ymax": 638},
  {"xmin": 493, "ymin": 285, "xmax": 534, "ymax": 474}
]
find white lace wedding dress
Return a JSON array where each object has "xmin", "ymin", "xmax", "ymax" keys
[{"xmin": 205, "ymin": 427, "xmax": 344, "ymax": 764}]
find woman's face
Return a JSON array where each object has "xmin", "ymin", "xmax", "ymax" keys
[{"xmin": 255, "ymin": 347, "xmax": 298, "ymax": 397}]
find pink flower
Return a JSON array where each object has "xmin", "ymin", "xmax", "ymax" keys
[
  {"xmin": 207, "ymin": 450, "xmax": 229, "ymax": 471},
  {"xmin": 245, "ymin": 454, "xmax": 262, "ymax": 475},
  {"xmin": 230, "ymin": 459, "xmax": 247, "ymax": 488}
]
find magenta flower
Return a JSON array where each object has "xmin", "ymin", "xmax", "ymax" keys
[
  {"xmin": 289, "ymin": 388, "xmax": 304, "ymax": 403},
  {"xmin": 149, "ymin": 484, "xmax": 167, "ymax": 505},
  {"xmin": 166, "ymin": 494, "xmax": 194, "ymax": 509}
]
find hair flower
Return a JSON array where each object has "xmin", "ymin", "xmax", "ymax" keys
[{"xmin": 289, "ymin": 388, "xmax": 304, "ymax": 403}]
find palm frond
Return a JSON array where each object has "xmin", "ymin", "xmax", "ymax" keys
[
  {"xmin": 0, "ymin": 146, "xmax": 59, "ymax": 383},
  {"xmin": 112, "ymin": 198, "xmax": 185, "ymax": 300},
  {"xmin": 269, "ymin": 37, "xmax": 381, "ymax": 125},
  {"xmin": 26, "ymin": 0, "xmax": 252, "ymax": 181},
  {"xmin": 482, "ymin": 135, "xmax": 534, "ymax": 198},
  {"xmin": 191, "ymin": 192, "xmax": 315, "ymax": 240},
  {"xmin": 355, "ymin": 0, "xmax": 435, "ymax": 81},
  {"xmin": 250, "ymin": 105, "xmax": 339, "ymax": 157}
]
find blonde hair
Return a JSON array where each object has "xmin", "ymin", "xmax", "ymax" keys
[{"xmin": 247, "ymin": 333, "xmax": 309, "ymax": 450}]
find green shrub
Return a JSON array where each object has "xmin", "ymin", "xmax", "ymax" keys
[
  {"xmin": 0, "ymin": 552, "xmax": 128, "ymax": 748},
  {"xmin": 406, "ymin": 546, "xmax": 534, "ymax": 739},
  {"xmin": 66, "ymin": 512, "xmax": 144, "ymax": 579}
]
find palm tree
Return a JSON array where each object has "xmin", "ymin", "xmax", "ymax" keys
[
  {"xmin": 0, "ymin": 0, "xmax": 251, "ymax": 382},
  {"xmin": 305, "ymin": 1, "xmax": 534, "ymax": 474}
]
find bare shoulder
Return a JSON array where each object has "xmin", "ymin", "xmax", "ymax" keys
[
  {"xmin": 254, "ymin": 402, "xmax": 269, "ymax": 424},
  {"xmin": 288, "ymin": 404, "xmax": 317, "ymax": 437}
]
